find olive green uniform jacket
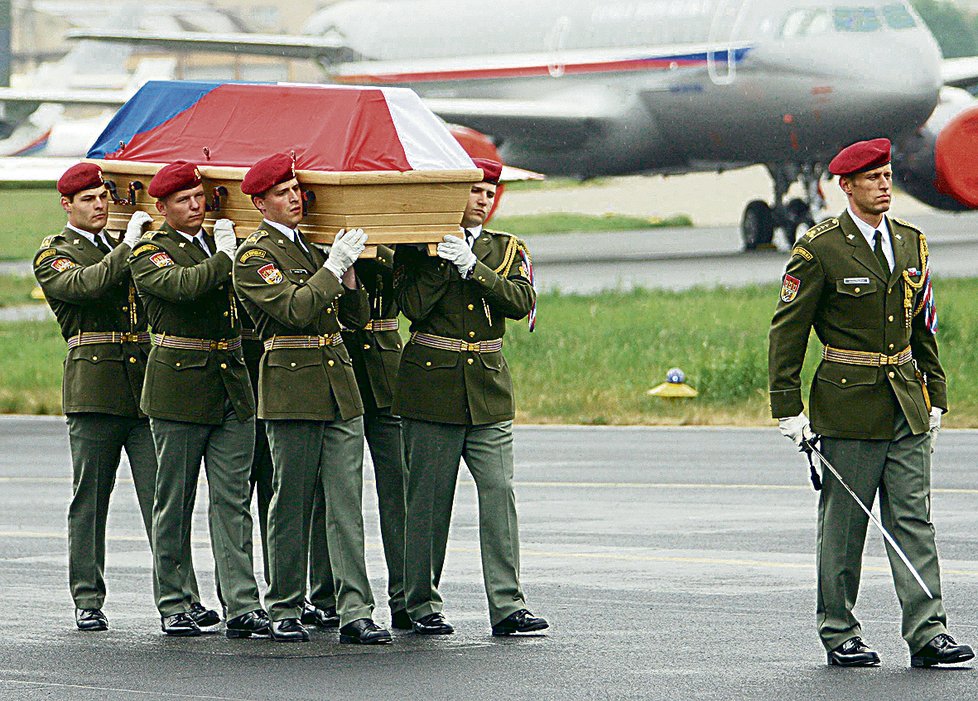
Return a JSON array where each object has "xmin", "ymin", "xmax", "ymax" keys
[
  {"xmin": 768, "ymin": 211, "xmax": 946, "ymax": 440},
  {"xmin": 392, "ymin": 230, "xmax": 535, "ymax": 425},
  {"xmin": 128, "ymin": 224, "xmax": 254, "ymax": 424},
  {"xmin": 231, "ymin": 222, "xmax": 369, "ymax": 420},
  {"xmin": 34, "ymin": 228, "xmax": 149, "ymax": 416},
  {"xmin": 341, "ymin": 246, "xmax": 403, "ymax": 412}
]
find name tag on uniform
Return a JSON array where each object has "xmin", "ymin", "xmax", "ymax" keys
[
  {"xmin": 843, "ymin": 277, "xmax": 870, "ymax": 285},
  {"xmin": 289, "ymin": 269, "xmax": 309, "ymax": 275}
]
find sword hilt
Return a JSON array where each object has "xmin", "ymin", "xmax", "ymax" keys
[{"xmin": 800, "ymin": 435, "xmax": 822, "ymax": 491}]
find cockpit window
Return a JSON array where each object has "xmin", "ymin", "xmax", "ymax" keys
[
  {"xmin": 834, "ymin": 7, "xmax": 882, "ymax": 32},
  {"xmin": 882, "ymin": 4, "xmax": 917, "ymax": 29},
  {"xmin": 781, "ymin": 9, "xmax": 832, "ymax": 38}
]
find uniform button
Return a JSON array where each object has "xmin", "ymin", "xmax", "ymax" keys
[
  {"xmin": 888, "ymin": 343, "xmax": 895, "ymax": 350},
  {"xmin": 425, "ymin": 361, "xmax": 432, "ymax": 367},
  {"xmin": 219, "ymin": 363, "xmax": 227, "ymax": 370},
  {"xmin": 888, "ymin": 315, "xmax": 894, "ymax": 322},
  {"xmin": 91, "ymin": 355, "xmax": 98, "ymax": 361},
  {"xmin": 478, "ymin": 277, "xmax": 485, "ymax": 281},
  {"xmin": 888, "ymin": 371, "xmax": 895, "ymax": 379},
  {"xmin": 223, "ymin": 311, "xmax": 229, "ymax": 317},
  {"xmin": 467, "ymin": 304, "xmax": 474, "ymax": 311},
  {"xmin": 854, "ymin": 287, "xmax": 860, "ymax": 293},
  {"xmin": 122, "ymin": 306, "xmax": 128, "ymax": 311},
  {"xmin": 327, "ymin": 308, "xmax": 333, "ymax": 314},
  {"xmin": 467, "ymin": 358, "xmax": 474, "ymax": 365},
  {"xmin": 175, "ymin": 362, "xmax": 181, "ymax": 367},
  {"xmin": 396, "ymin": 343, "xmax": 401, "ymax": 350},
  {"xmin": 328, "ymin": 360, "xmax": 335, "ymax": 367},
  {"xmin": 300, "ymin": 279, "xmax": 305, "ymax": 284},
  {"xmin": 363, "ymin": 343, "xmax": 371, "ymax": 350},
  {"xmin": 468, "ymin": 331, "xmax": 475, "ymax": 338},
  {"xmin": 129, "ymin": 357, "xmax": 136, "ymax": 364},
  {"xmin": 290, "ymin": 362, "xmax": 296, "ymax": 367},
  {"xmin": 841, "ymin": 378, "xmax": 847, "ymax": 384}
]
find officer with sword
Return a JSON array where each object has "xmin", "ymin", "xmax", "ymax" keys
[{"xmin": 768, "ymin": 138, "xmax": 973, "ymax": 668}]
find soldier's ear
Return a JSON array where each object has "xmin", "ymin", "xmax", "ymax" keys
[
  {"xmin": 60, "ymin": 195, "xmax": 72, "ymax": 215},
  {"xmin": 155, "ymin": 200, "xmax": 166, "ymax": 215}
]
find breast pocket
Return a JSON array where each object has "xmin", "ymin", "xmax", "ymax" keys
[{"xmin": 833, "ymin": 278, "xmax": 880, "ymax": 329}]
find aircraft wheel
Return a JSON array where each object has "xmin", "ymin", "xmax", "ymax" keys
[
  {"xmin": 741, "ymin": 200, "xmax": 774, "ymax": 250},
  {"xmin": 785, "ymin": 198, "xmax": 815, "ymax": 244}
]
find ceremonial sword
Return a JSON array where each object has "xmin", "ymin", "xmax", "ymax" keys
[{"xmin": 801, "ymin": 437, "xmax": 934, "ymax": 600}]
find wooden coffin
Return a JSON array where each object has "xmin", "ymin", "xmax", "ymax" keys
[{"xmin": 89, "ymin": 159, "xmax": 482, "ymax": 253}]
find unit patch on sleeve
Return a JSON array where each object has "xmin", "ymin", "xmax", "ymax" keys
[
  {"xmin": 149, "ymin": 252, "xmax": 175, "ymax": 268},
  {"xmin": 790, "ymin": 247, "xmax": 813, "ymax": 262},
  {"xmin": 50, "ymin": 257, "xmax": 79, "ymax": 272},
  {"xmin": 239, "ymin": 248, "xmax": 267, "ymax": 263},
  {"xmin": 780, "ymin": 274, "xmax": 801, "ymax": 303},
  {"xmin": 34, "ymin": 248, "xmax": 57, "ymax": 265},
  {"xmin": 132, "ymin": 243, "xmax": 160, "ymax": 257},
  {"xmin": 257, "ymin": 263, "xmax": 284, "ymax": 285}
]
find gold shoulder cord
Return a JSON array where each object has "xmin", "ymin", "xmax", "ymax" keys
[
  {"xmin": 128, "ymin": 284, "xmax": 138, "ymax": 331},
  {"xmin": 901, "ymin": 233, "xmax": 929, "ymax": 328},
  {"xmin": 492, "ymin": 235, "xmax": 519, "ymax": 275},
  {"xmin": 228, "ymin": 288, "xmax": 239, "ymax": 328}
]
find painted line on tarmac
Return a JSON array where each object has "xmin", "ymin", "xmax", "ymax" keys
[
  {"xmin": 3, "ymin": 475, "xmax": 978, "ymax": 495},
  {"xmin": 0, "ymin": 679, "xmax": 258, "ymax": 700}
]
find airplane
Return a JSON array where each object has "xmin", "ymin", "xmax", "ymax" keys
[{"xmin": 28, "ymin": 0, "xmax": 978, "ymax": 248}]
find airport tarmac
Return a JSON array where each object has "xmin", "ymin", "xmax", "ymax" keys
[{"xmin": 0, "ymin": 416, "xmax": 975, "ymax": 699}]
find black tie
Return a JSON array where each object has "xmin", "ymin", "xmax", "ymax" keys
[
  {"xmin": 464, "ymin": 229, "xmax": 475, "ymax": 248},
  {"xmin": 93, "ymin": 235, "xmax": 111, "ymax": 255},
  {"xmin": 192, "ymin": 235, "xmax": 210, "ymax": 257},
  {"xmin": 873, "ymin": 230, "xmax": 889, "ymax": 273},
  {"xmin": 294, "ymin": 229, "xmax": 314, "ymax": 265}
]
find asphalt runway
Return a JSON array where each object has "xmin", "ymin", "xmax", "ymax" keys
[
  {"xmin": 0, "ymin": 416, "xmax": 975, "ymax": 699},
  {"xmin": 527, "ymin": 210, "xmax": 978, "ymax": 293}
]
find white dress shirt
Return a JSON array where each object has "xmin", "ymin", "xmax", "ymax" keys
[
  {"xmin": 66, "ymin": 224, "xmax": 111, "ymax": 251},
  {"xmin": 847, "ymin": 206, "xmax": 893, "ymax": 272}
]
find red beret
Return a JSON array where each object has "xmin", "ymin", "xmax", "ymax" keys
[
  {"xmin": 148, "ymin": 161, "xmax": 202, "ymax": 199},
  {"xmin": 241, "ymin": 153, "xmax": 297, "ymax": 196},
  {"xmin": 473, "ymin": 158, "xmax": 502, "ymax": 185},
  {"xmin": 57, "ymin": 163, "xmax": 104, "ymax": 197},
  {"xmin": 828, "ymin": 138, "xmax": 891, "ymax": 176}
]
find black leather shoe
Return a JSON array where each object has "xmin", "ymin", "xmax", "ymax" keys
[
  {"xmin": 391, "ymin": 609, "xmax": 413, "ymax": 631},
  {"xmin": 339, "ymin": 618, "xmax": 393, "ymax": 645},
  {"xmin": 226, "ymin": 609, "xmax": 271, "ymax": 639},
  {"xmin": 412, "ymin": 612, "xmax": 454, "ymax": 635},
  {"xmin": 301, "ymin": 600, "xmax": 339, "ymax": 629},
  {"xmin": 75, "ymin": 608, "xmax": 108, "ymax": 632},
  {"xmin": 189, "ymin": 602, "xmax": 221, "ymax": 628},
  {"xmin": 827, "ymin": 637, "xmax": 881, "ymax": 667},
  {"xmin": 492, "ymin": 609, "xmax": 549, "ymax": 636},
  {"xmin": 270, "ymin": 618, "xmax": 309, "ymax": 643},
  {"xmin": 161, "ymin": 612, "xmax": 201, "ymax": 637},
  {"xmin": 911, "ymin": 634, "xmax": 975, "ymax": 667}
]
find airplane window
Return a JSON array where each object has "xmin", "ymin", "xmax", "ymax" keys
[
  {"xmin": 834, "ymin": 7, "xmax": 882, "ymax": 32},
  {"xmin": 781, "ymin": 9, "xmax": 831, "ymax": 38},
  {"xmin": 882, "ymin": 4, "xmax": 917, "ymax": 29}
]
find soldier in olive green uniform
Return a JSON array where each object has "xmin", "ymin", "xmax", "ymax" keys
[
  {"xmin": 309, "ymin": 244, "xmax": 410, "ymax": 630},
  {"xmin": 232, "ymin": 153, "xmax": 390, "ymax": 644},
  {"xmin": 129, "ymin": 161, "xmax": 268, "ymax": 639},
  {"xmin": 35, "ymin": 163, "xmax": 159, "ymax": 631},
  {"xmin": 393, "ymin": 158, "xmax": 548, "ymax": 636},
  {"xmin": 769, "ymin": 139, "xmax": 973, "ymax": 668}
]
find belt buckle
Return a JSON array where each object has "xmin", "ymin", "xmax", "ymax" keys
[
  {"xmin": 318, "ymin": 336, "xmax": 326, "ymax": 347},
  {"xmin": 463, "ymin": 341, "xmax": 479, "ymax": 352},
  {"xmin": 880, "ymin": 353, "xmax": 896, "ymax": 365},
  {"xmin": 210, "ymin": 340, "xmax": 228, "ymax": 351}
]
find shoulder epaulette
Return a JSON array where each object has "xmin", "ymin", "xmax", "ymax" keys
[
  {"xmin": 891, "ymin": 217, "xmax": 923, "ymax": 235},
  {"xmin": 131, "ymin": 243, "xmax": 160, "ymax": 257},
  {"xmin": 244, "ymin": 230, "xmax": 268, "ymax": 245},
  {"xmin": 39, "ymin": 233, "xmax": 63, "ymax": 248},
  {"xmin": 804, "ymin": 218, "xmax": 839, "ymax": 241},
  {"xmin": 140, "ymin": 230, "xmax": 163, "ymax": 240}
]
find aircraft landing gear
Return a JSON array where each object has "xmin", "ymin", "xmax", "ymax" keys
[{"xmin": 740, "ymin": 163, "xmax": 825, "ymax": 251}]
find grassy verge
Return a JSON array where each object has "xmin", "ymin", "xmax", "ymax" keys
[
  {"xmin": 3, "ymin": 279, "xmax": 977, "ymax": 424},
  {"xmin": 0, "ymin": 274, "xmax": 42, "ymax": 307},
  {"xmin": 0, "ymin": 188, "xmax": 65, "ymax": 261},
  {"xmin": 491, "ymin": 212, "xmax": 692, "ymax": 236}
]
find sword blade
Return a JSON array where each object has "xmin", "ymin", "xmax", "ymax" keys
[{"xmin": 806, "ymin": 441, "xmax": 934, "ymax": 600}]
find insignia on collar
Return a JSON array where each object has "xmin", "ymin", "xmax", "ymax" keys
[
  {"xmin": 150, "ymin": 252, "xmax": 174, "ymax": 268},
  {"xmin": 239, "ymin": 249, "xmax": 267, "ymax": 263},
  {"xmin": 51, "ymin": 257, "xmax": 79, "ymax": 272},
  {"xmin": 258, "ymin": 263, "xmax": 284, "ymax": 285},
  {"xmin": 781, "ymin": 273, "xmax": 801, "ymax": 303},
  {"xmin": 244, "ymin": 230, "xmax": 267, "ymax": 245}
]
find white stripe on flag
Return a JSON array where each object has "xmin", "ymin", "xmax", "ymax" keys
[{"xmin": 381, "ymin": 87, "xmax": 475, "ymax": 171}]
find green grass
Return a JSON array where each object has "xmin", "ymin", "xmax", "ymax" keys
[
  {"xmin": 0, "ymin": 274, "xmax": 43, "ymax": 307},
  {"xmin": 491, "ymin": 212, "xmax": 692, "ymax": 236},
  {"xmin": 4, "ymin": 279, "xmax": 978, "ymax": 424},
  {"xmin": 0, "ymin": 188, "xmax": 66, "ymax": 261}
]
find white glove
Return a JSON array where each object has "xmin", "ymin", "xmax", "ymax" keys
[
  {"xmin": 212, "ymin": 219, "xmax": 237, "ymax": 259},
  {"xmin": 929, "ymin": 407, "xmax": 942, "ymax": 453},
  {"xmin": 124, "ymin": 210, "xmax": 154, "ymax": 248},
  {"xmin": 324, "ymin": 228, "xmax": 367, "ymax": 280},
  {"xmin": 436, "ymin": 234, "xmax": 477, "ymax": 277},
  {"xmin": 779, "ymin": 413, "xmax": 813, "ymax": 448}
]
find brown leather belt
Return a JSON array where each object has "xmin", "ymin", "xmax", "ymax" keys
[
  {"xmin": 410, "ymin": 331, "xmax": 502, "ymax": 353},
  {"xmin": 67, "ymin": 331, "xmax": 150, "ymax": 349},
  {"xmin": 263, "ymin": 333, "xmax": 343, "ymax": 351},
  {"xmin": 152, "ymin": 334, "xmax": 242, "ymax": 352},
  {"xmin": 822, "ymin": 345, "xmax": 912, "ymax": 367}
]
